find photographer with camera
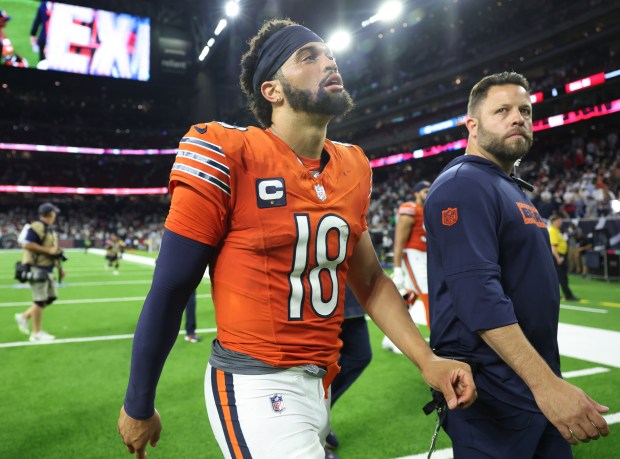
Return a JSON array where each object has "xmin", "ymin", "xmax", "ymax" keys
[{"xmin": 14, "ymin": 202, "xmax": 63, "ymax": 342}]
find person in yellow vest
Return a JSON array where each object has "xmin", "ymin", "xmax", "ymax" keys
[
  {"xmin": 15, "ymin": 203, "xmax": 63, "ymax": 341},
  {"xmin": 548, "ymin": 215, "xmax": 579, "ymax": 301}
]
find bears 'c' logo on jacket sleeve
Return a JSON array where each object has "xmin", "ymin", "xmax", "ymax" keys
[
  {"xmin": 441, "ymin": 207, "xmax": 458, "ymax": 226},
  {"xmin": 256, "ymin": 178, "xmax": 287, "ymax": 208}
]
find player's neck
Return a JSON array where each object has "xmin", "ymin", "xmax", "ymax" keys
[{"xmin": 270, "ymin": 111, "xmax": 329, "ymax": 160}]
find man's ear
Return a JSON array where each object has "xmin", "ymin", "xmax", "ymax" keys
[
  {"xmin": 466, "ymin": 116, "xmax": 478, "ymax": 138},
  {"xmin": 261, "ymin": 80, "xmax": 283, "ymax": 104}
]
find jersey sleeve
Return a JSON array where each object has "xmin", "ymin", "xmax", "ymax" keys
[
  {"xmin": 425, "ymin": 176, "xmax": 517, "ymax": 332},
  {"xmin": 398, "ymin": 202, "xmax": 417, "ymax": 217},
  {"xmin": 165, "ymin": 123, "xmax": 235, "ymax": 246}
]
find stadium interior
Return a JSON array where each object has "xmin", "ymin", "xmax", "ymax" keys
[{"xmin": 1, "ymin": 0, "xmax": 619, "ymax": 458}]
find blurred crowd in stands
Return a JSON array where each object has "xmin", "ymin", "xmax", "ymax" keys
[
  {"xmin": 1, "ymin": 122, "xmax": 617, "ymax": 252},
  {"xmin": 366, "ymin": 123, "xmax": 620, "ymax": 243},
  {"xmin": 0, "ymin": 195, "xmax": 169, "ymax": 250}
]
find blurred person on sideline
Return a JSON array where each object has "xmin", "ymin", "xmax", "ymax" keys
[
  {"xmin": 14, "ymin": 203, "xmax": 62, "ymax": 342},
  {"xmin": 548, "ymin": 215, "xmax": 579, "ymax": 301},
  {"xmin": 30, "ymin": 1, "xmax": 52, "ymax": 61},
  {"xmin": 383, "ymin": 180, "xmax": 431, "ymax": 354},
  {"xmin": 183, "ymin": 290, "xmax": 200, "ymax": 343},
  {"xmin": 425, "ymin": 71, "xmax": 608, "ymax": 458},
  {"xmin": 105, "ymin": 234, "xmax": 126, "ymax": 275},
  {"xmin": 578, "ymin": 232, "xmax": 594, "ymax": 278},
  {"xmin": 117, "ymin": 18, "xmax": 476, "ymax": 459},
  {"xmin": 0, "ymin": 9, "xmax": 10, "ymax": 58},
  {"xmin": 0, "ymin": 9, "xmax": 27, "ymax": 67},
  {"xmin": 325, "ymin": 285, "xmax": 372, "ymax": 458},
  {"xmin": 566, "ymin": 222, "xmax": 583, "ymax": 274}
]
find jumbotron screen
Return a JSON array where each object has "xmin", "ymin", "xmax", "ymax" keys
[{"xmin": 0, "ymin": 1, "xmax": 150, "ymax": 81}]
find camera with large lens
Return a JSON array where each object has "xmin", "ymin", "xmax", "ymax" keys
[{"xmin": 14, "ymin": 262, "xmax": 48, "ymax": 283}]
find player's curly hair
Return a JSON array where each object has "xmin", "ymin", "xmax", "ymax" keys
[
  {"xmin": 239, "ymin": 18, "xmax": 298, "ymax": 128},
  {"xmin": 467, "ymin": 71, "xmax": 530, "ymax": 117}
]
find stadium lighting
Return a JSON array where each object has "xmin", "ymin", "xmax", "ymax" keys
[
  {"xmin": 207, "ymin": 38, "xmax": 215, "ymax": 47},
  {"xmin": 327, "ymin": 31, "xmax": 352, "ymax": 52},
  {"xmin": 225, "ymin": 1, "xmax": 240, "ymax": 18},
  {"xmin": 378, "ymin": 1, "xmax": 403, "ymax": 21},
  {"xmin": 606, "ymin": 68, "xmax": 620, "ymax": 79},
  {"xmin": 199, "ymin": 46, "xmax": 210, "ymax": 61},
  {"xmin": 362, "ymin": 1, "xmax": 403, "ymax": 27},
  {"xmin": 214, "ymin": 19, "xmax": 228, "ymax": 36}
]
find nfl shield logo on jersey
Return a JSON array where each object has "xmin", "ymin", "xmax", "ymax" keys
[
  {"xmin": 270, "ymin": 394, "xmax": 286, "ymax": 413},
  {"xmin": 314, "ymin": 184, "xmax": 327, "ymax": 201},
  {"xmin": 441, "ymin": 207, "xmax": 458, "ymax": 226}
]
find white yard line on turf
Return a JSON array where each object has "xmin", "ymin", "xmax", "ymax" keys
[
  {"xmin": 0, "ymin": 293, "xmax": 212, "ymax": 308},
  {"xmin": 89, "ymin": 248, "xmax": 156, "ymax": 266},
  {"xmin": 1, "ymin": 280, "xmax": 154, "ymax": 289},
  {"xmin": 562, "ymin": 367, "xmax": 610, "ymax": 379},
  {"xmin": 558, "ymin": 323, "xmax": 620, "ymax": 368},
  {"xmin": 90, "ymin": 248, "xmax": 210, "ymax": 278},
  {"xmin": 560, "ymin": 304, "xmax": 608, "ymax": 313},
  {"xmin": 0, "ymin": 327, "xmax": 218, "ymax": 348},
  {"xmin": 605, "ymin": 412, "xmax": 620, "ymax": 425}
]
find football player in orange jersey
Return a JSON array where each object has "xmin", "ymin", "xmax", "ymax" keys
[
  {"xmin": 383, "ymin": 180, "xmax": 431, "ymax": 353},
  {"xmin": 118, "ymin": 19, "xmax": 476, "ymax": 459}
]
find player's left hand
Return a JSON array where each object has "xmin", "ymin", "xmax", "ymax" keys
[
  {"xmin": 421, "ymin": 356, "xmax": 477, "ymax": 409},
  {"xmin": 118, "ymin": 406, "xmax": 161, "ymax": 458}
]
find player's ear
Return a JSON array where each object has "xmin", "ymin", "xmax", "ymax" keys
[{"xmin": 261, "ymin": 80, "xmax": 283, "ymax": 105}]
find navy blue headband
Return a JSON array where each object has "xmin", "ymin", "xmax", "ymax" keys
[{"xmin": 252, "ymin": 25, "xmax": 323, "ymax": 94}]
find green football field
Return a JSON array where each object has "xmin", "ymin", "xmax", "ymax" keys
[
  {"xmin": 3, "ymin": 0, "xmax": 41, "ymax": 67},
  {"xmin": 0, "ymin": 249, "xmax": 618, "ymax": 458}
]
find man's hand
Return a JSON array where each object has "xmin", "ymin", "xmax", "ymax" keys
[
  {"xmin": 118, "ymin": 406, "xmax": 162, "ymax": 459},
  {"xmin": 420, "ymin": 356, "xmax": 477, "ymax": 410},
  {"xmin": 533, "ymin": 377, "xmax": 609, "ymax": 444}
]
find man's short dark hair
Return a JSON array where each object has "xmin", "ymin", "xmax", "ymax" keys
[
  {"xmin": 239, "ymin": 18, "xmax": 298, "ymax": 128},
  {"xmin": 467, "ymin": 72, "xmax": 530, "ymax": 117}
]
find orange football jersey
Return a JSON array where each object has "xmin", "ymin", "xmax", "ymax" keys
[
  {"xmin": 166, "ymin": 122, "xmax": 372, "ymax": 369},
  {"xmin": 399, "ymin": 201, "xmax": 426, "ymax": 251}
]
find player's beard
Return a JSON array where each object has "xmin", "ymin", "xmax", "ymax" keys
[
  {"xmin": 279, "ymin": 77, "xmax": 354, "ymax": 117},
  {"xmin": 477, "ymin": 121, "xmax": 533, "ymax": 165}
]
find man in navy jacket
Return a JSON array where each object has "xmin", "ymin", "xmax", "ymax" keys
[{"xmin": 424, "ymin": 71, "xmax": 609, "ymax": 458}]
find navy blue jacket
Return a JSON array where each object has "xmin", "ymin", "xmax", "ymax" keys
[{"xmin": 424, "ymin": 155, "xmax": 561, "ymax": 411}]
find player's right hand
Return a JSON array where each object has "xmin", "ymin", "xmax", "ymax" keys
[
  {"xmin": 118, "ymin": 406, "xmax": 162, "ymax": 459},
  {"xmin": 391, "ymin": 266, "xmax": 404, "ymax": 290},
  {"xmin": 421, "ymin": 356, "xmax": 477, "ymax": 410}
]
